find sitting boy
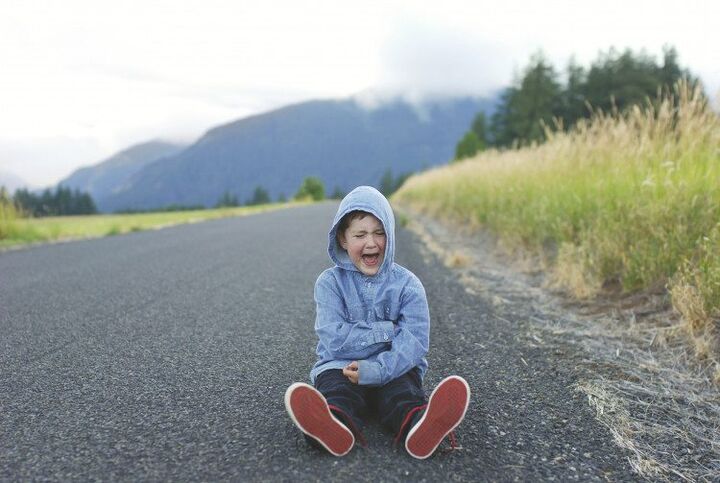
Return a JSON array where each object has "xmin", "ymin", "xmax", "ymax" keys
[{"xmin": 285, "ymin": 185, "xmax": 470, "ymax": 458}]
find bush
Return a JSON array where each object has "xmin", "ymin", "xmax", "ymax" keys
[{"xmin": 295, "ymin": 177, "xmax": 325, "ymax": 201}]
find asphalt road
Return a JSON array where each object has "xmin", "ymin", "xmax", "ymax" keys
[{"xmin": 0, "ymin": 202, "xmax": 637, "ymax": 481}]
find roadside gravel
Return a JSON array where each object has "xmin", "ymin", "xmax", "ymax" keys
[{"xmin": 401, "ymin": 206, "xmax": 720, "ymax": 482}]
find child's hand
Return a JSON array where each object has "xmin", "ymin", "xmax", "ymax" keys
[{"xmin": 343, "ymin": 361, "xmax": 359, "ymax": 384}]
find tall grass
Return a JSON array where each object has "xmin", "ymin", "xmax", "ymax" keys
[
  {"xmin": 0, "ymin": 197, "xmax": 33, "ymax": 242},
  {"xmin": 394, "ymin": 82, "xmax": 720, "ymax": 358},
  {"xmin": 0, "ymin": 197, "xmax": 15, "ymax": 238}
]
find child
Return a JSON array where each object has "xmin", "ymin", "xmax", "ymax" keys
[{"xmin": 284, "ymin": 186, "xmax": 470, "ymax": 458}]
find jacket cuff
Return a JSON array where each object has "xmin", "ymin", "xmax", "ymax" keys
[
  {"xmin": 373, "ymin": 321, "xmax": 395, "ymax": 344},
  {"xmin": 358, "ymin": 360, "xmax": 382, "ymax": 386}
]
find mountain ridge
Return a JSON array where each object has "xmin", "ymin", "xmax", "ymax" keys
[
  {"xmin": 0, "ymin": 169, "xmax": 29, "ymax": 192},
  {"xmin": 59, "ymin": 140, "xmax": 186, "ymax": 204},
  {"xmin": 65, "ymin": 96, "xmax": 496, "ymax": 212}
]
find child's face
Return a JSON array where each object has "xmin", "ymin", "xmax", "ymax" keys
[{"xmin": 338, "ymin": 213, "xmax": 386, "ymax": 276}]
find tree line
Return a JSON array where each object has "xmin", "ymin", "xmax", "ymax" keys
[
  {"xmin": 213, "ymin": 177, "xmax": 328, "ymax": 207},
  {"xmin": 3, "ymin": 169, "xmax": 413, "ymax": 219},
  {"xmin": 3, "ymin": 164, "xmax": 411, "ymax": 219},
  {"xmin": 11, "ymin": 186, "xmax": 97, "ymax": 217},
  {"xmin": 455, "ymin": 46, "xmax": 701, "ymax": 160},
  {"xmin": 215, "ymin": 169, "xmax": 412, "ymax": 208}
]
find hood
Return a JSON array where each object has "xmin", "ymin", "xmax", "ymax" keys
[{"xmin": 328, "ymin": 186, "xmax": 395, "ymax": 275}]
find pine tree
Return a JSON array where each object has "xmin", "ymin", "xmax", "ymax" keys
[
  {"xmin": 380, "ymin": 169, "xmax": 395, "ymax": 195},
  {"xmin": 215, "ymin": 190, "xmax": 239, "ymax": 208},
  {"xmin": 246, "ymin": 186, "xmax": 270, "ymax": 206},
  {"xmin": 470, "ymin": 112, "xmax": 488, "ymax": 147},
  {"xmin": 490, "ymin": 52, "xmax": 562, "ymax": 147},
  {"xmin": 453, "ymin": 131, "xmax": 481, "ymax": 161},
  {"xmin": 330, "ymin": 186, "xmax": 345, "ymax": 200},
  {"xmin": 584, "ymin": 48, "xmax": 659, "ymax": 114},
  {"xmin": 561, "ymin": 57, "xmax": 587, "ymax": 128}
]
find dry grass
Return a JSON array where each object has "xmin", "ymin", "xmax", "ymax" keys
[
  {"xmin": 0, "ymin": 197, "xmax": 23, "ymax": 241},
  {"xmin": 400, "ymin": 206, "xmax": 720, "ymax": 482},
  {"xmin": 549, "ymin": 243, "xmax": 599, "ymax": 299},
  {"xmin": 569, "ymin": 319, "xmax": 720, "ymax": 482},
  {"xmin": 444, "ymin": 250, "xmax": 471, "ymax": 269},
  {"xmin": 394, "ymin": 81, "xmax": 720, "ymax": 359}
]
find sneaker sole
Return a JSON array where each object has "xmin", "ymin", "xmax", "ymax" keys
[
  {"xmin": 405, "ymin": 375, "xmax": 470, "ymax": 459},
  {"xmin": 284, "ymin": 382, "xmax": 355, "ymax": 456}
]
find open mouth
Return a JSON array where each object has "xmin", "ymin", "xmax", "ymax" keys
[{"xmin": 362, "ymin": 253, "xmax": 380, "ymax": 266}]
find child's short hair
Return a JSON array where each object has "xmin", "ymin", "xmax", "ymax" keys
[{"xmin": 337, "ymin": 210, "xmax": 371, "ymax": 240}]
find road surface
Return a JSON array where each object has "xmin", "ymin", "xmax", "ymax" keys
[{"xmin": 0, "ymin": 202, "xmax": 636, "ymax": 481}]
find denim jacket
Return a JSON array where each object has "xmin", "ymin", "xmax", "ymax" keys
[{"xmin": 309, "ymin": 186, "xmax": 430, "ymax": 386}]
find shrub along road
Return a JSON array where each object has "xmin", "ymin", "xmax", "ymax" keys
[{"xmin": 0, "ymin": 202, "xmax": 637, "ymax": 481}]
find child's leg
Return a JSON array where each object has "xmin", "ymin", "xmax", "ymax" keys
[
  {"xmin": 404, "ymin": 375, "xmax": 470, "ymax": 459},
  {"xmin": 373, "ymin": 367, "xmax": 427, "ymax": 442},
  {"xmin": 314, "ymin": 369, "xmax": 369, "ymax": 442},
  {"xmin": 285, "ymin": 380, "xmax": 356, "ymax": 456},
  {"xmin": 285, "ymin": 370, "xmax": 368, "ymax": 456}
]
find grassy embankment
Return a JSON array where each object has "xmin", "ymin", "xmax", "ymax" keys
[
  {"xmin": 393, "ymin": 83, "xmax": 720, "ymax": 362},
  {"xmin": 0, "ymin": 202, "xmax": 300, "ymax": 249}
]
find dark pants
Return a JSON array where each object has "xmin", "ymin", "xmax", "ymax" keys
[{"xmin": 313, "ymin": 367, "xmax": 426, "ymax": 443}]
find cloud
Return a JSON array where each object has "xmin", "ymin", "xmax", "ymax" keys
[
  {"xmin": 2, "ymin": 0, "xmax": 718, "ymax": 185},
  {"xmin": 0, "ymin": 169, "xmax": 29, "ymax": 192},
  {"xmin": 357, "ymin": 17, "xmax": 515, "ymax": 107},
  {"xmin": 0, "ymin": 137, "xmax": 105, "ymax": 189}
]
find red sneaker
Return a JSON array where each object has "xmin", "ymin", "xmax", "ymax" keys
[
  {"xmin": 284, "ymin": 383, "xmax": 355, "ymax": 456},
  {"xmin": 405, "ymin": 375, "xmax": 470, "ymax": 459}
]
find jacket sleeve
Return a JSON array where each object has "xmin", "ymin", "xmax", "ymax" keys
[
  {"xmin": 357, "ymin": 278, "xmax": 429, "ymax": 386},
  {"xmin": 314, "ymin": 273, "xmax": 395, "ymax": 360}
]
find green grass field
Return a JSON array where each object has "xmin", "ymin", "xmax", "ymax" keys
[
  {"xmin": 0, "ymin": 202, "xmax": 302, "ymax": 249},
  {"xmin": 393, "ymin": 82, "xmax": 720, "ymax": 361}
]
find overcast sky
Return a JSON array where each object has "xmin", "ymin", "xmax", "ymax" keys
[{"xmin": 2, "ymin": 0, "xmax": 719, "ymax": 188}]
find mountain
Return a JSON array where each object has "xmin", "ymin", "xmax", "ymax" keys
[
  {"xmin": 98, "ymin": 97, "xmax": 495, "ymax": 212},
  {"xmin": 59, "ymin": 140, "xmax": 185, "ymax": 204},
  {"xmin": 0, "ymin": 169, "xmax": 29, "ymax": 193}
]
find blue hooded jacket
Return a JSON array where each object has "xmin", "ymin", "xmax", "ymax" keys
[{"xmin": 310, "ymin": 186, "xmax": 430, "ymax": 386}]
